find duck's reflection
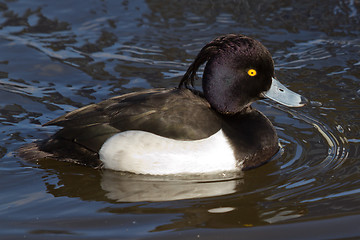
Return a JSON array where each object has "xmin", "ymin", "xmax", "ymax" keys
[
  {"xmin": 101, "ymin": 170, "xmax": 243, "ymax": 202},
  {"xmin": 35, "ymin": 157, "xmax": 243, "ymax": 202},
  {"xmin": 34, "ymin": 158, "xmax": 308, "ymax": 229}
]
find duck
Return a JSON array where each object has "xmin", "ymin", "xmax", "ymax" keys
[{"xmin": 18, "ymin": 34, "xmax": 307, "ymax": 175}]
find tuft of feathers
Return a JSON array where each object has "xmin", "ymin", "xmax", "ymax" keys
[{"xmin": 178, "ymin": 34, "xmax": 256, "ymax": 89}]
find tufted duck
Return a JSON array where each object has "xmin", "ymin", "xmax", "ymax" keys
[{"xmin": 18, "ymin": 34, "xmax": 307, "ymax": 175}]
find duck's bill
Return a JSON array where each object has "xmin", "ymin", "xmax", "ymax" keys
[{"xmin": 261, "ymin": 78, "xmax": 308, "ymax": 107}]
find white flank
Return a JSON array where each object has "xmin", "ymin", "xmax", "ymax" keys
[{"xmin": 99, "ymin": 130, "xmax": 238, "ymax": 175}]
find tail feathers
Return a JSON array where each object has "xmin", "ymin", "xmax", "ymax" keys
[
  {"xmin": 17, "ymin": 142, "xmax": 54, "ymax": 162},
  {"xmin": 17, "ymin": 141, "xmax": 103, "ymax": 169}
]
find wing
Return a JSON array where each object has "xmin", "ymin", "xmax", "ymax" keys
[{"xmin": 43, "ymin": 88, "xmax": 222, "ymax": 152}]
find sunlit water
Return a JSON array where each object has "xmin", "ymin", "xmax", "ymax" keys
[{"xmin": 1, "ymin": 1, "xmax": 360, "ymax": 239}]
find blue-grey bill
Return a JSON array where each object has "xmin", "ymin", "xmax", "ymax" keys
[{"xmin": 262, "ymin": 78, "xmax": 307, "ymax": 107}]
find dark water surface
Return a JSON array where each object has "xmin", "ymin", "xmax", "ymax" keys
[{"xmin": 1, "ymin": 0, "xmax": 360, "ymax": 239}]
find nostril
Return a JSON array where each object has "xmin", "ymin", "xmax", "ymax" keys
[
  {"xmin": 279, "ymin": 88, "xmax": 284, "ymax": 92},
  {"xmin": 300, "ymin": 95, "xmax": 309, "ymax": 105}
]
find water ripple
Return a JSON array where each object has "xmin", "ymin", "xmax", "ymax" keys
[
  {"xmin": 291, "ymin": 110, "xmax": 349, "ymax": 170},
  {"xmin": 263, "ymin": 104, "xmax": 352, "ymax": 207}
]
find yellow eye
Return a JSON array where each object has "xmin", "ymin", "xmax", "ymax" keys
[{"xmin": 247, "ymin": 69, "xmax": 257, "ymax": 77}]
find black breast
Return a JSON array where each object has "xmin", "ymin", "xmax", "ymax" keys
[{"xmin": 221, "ymin": 107, "xmax": 279, "ymax": 170}]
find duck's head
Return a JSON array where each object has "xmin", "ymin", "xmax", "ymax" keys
[{"xmin": 179, "ymin": 34, "xmax": 307, "ymax": 114}]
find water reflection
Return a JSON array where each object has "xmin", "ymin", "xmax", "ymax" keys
[
  {"xmin": 101, "ymin": 171, "xmax": 242, "ymax": 202},
  {"xmin": 33, "ymin": 155, "xmax": 310, "ymax": 228},
  {"xmin": 35, "ymin": 157, "xmax": 243, "ymax": 202}
]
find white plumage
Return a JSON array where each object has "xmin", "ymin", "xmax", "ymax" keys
[{"xmin": 99, "ymin": 130, "xmax": 239, "ymax": 175}]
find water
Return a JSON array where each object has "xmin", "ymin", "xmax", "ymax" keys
[{"xmin": 1, "ymin": 0, "xmax": 360, "ymax": 239}]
